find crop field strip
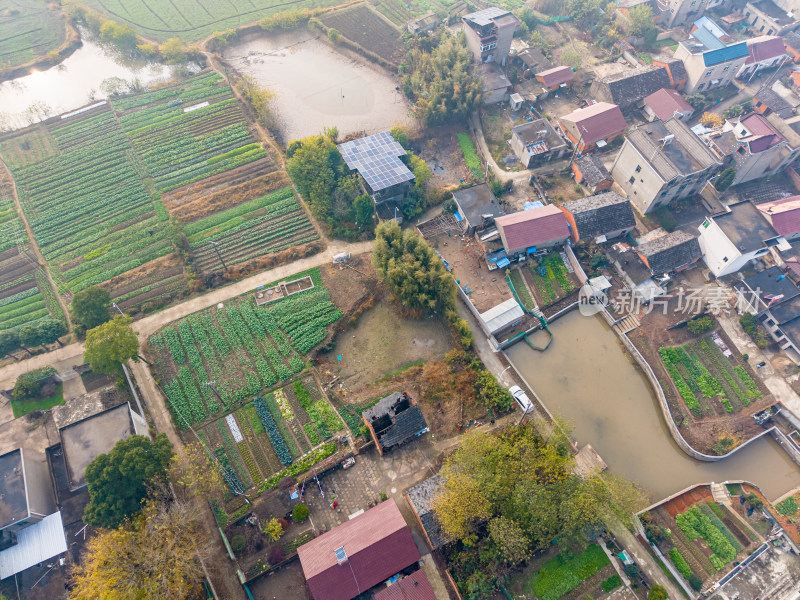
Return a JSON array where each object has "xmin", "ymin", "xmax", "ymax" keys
[
  {"xmin": 149, "ymin": 269, "xmax": 342, "ymax": 429},
  {"xmin": 0, "ymin": 71, "xmax": 319, "ymax": 326},
  {"xmin": 0, "ymin": 0, "xmax": 66, "ymax": 68},
  {"xmin": 84, "ymin": 0, "xmax": 342, "ymax": 42},
  {"xmin": 319, "ymin": 5, "xmax": 406, "ymax": 64}
]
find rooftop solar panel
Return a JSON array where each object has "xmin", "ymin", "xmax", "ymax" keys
[{"xmin": 338, "ymin": 131, "xmax": 415, "ymax": 192}]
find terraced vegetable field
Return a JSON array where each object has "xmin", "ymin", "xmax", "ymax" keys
[
  {"xmin": 149, "ymin": 268, "xmax": 342, "ymax": 429},
  {"xmin": 370, "ymin": 0, "xmax": 455, "ymax": 26},
  {"xmin": 659, "ymin": 334, "xmax": 764, "ymax": 419},
  {"xmin": 0, "ymin": 0, "xmax": 66, "ymax": 70},
  {"xmin": 83, "ymin": 0, "xmax": 341, "ymax": 43}
]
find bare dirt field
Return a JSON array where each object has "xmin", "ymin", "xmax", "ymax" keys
[
  {"xmin": 319, "ymin": 5, "xmax": 405, "ymax": 65},
  {"xmin": 224, "ymin": 30, "xmax": 413, "ymax": 144},
  {"xmin": 416, "ymin": 124, "xmax": 471, "ymax": 188}
]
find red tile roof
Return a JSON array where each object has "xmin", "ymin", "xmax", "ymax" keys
[
  {"xmin": 643, "ymin": 88, "xmax": 693, "ymax": 120},
  {"xmin": 758, "ymin": 195, "xmax": 800, "ymax": 236},
  {"xmin": 535, "ymin": 66, "xmax": 573, "ymax": 87},
  {"xmin": 496, "ymin": 205, "xmax": 571, "ymax": 250},
  {"xmin": 745, "ymin": 35, "xmax": 787, "ymax": 64},
  {"xmin": 559, "ymin": 102, "xmax": 627, "ymax": 144},
  {"xmin": 298, "ymin": 500, "xmax": 421, "ymax": 600},
  {"xmin": 373, "ymin": 569, "xmax": 437, "ymax": 600},
  {"xmin": 741, "ymin": 113, "xmax": 782, "ymax": 137}
]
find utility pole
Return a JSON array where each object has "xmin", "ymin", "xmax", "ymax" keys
[
  {"xmin": 202, "ymin": 381, "xmax": 224, "ymax": 405},
  {"xmin": 112, "ymin": 302, "xmax": 125, "ymax": 317},
  {"xmin": 569, "ymin": 126, "xmax": 588, "ymax": 166},
  {"xmin": 208, "ymin": 240, "xmax": 227, "ymax": 271}
]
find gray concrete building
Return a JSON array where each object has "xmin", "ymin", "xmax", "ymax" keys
[
  {"xmin": 462, "ymin": 7, "xmax": 519, "ymax": 67},
  {"xmin": 611, "ymin": 118, "xmax": 721, "ymax": 214},
  {"xmin": 509, "ymin": 119, "xmax": 568, "ymax": 168}
]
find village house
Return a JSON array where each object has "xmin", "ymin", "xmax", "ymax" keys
[
  {"xmin": 0, "ymin": 448, "xmax": 55, "ymax": 546},
  {"xmin": 406, "ymin": 11, "xmax": 441, "ymax": 35},
  {"xmin": 535, "ymin": 66, "xmax": 573, "ymax": 92},
  {"xmin": 560, "ymin": 191, "xmax": 636, "ymax": 243},
  {"xmin": 509, "ymin": 119, "xmax": 568, "ymax": 168},
  {"xmin": 753, "ymin": 87, "xmax": 795, "ymax": 118},
  {"xmin": 512, "ymin": 46, "xmax": 552, "ymax": 78},
  {"xmin": 451, "ymin": 183, "xmax": 504, "ymax": 232},
  {"xmin": 661, "ymin": 0, "xmax": 727, "ymax": 28},
  {"xmin": 673, "ymin": 17, "xmax": 749, "ymax": 94},
  {"xmin": 784, "ymin": 31, "xmax": 800, "ymax": 62},
  {"xmin": 495, "ymin": 205, "xmax": 571, "ymax": 255},
  {"xmin": 737, "ymin": 35, "xmax": 788, "ymax": 79},
  {"xmin": 643, "ymin": 88, "xmax": 694, "ymax": 123},
  {"xmin": 478, "ymin": 62, "xmax": 512, "ymax": 104},
  {"xmin": 636, "ymin": 230, "xmax": 703, "ymax": 278},
  {"xmin": 697, "ymin": 201, "xmax": 781, "ymax": 277},
  {"xmin": 462, "ymin": 7, "xmax": 518, "ymax": 67},
  {"xmin": 558, "ymin": 102, "xmax": 627, "ymax": 153},
  {"xmin": 737, "ymin": 266, "xmax": 800, "ymax": 361},
  {"xmin": 757, "ymin": 195, "xmax": 800, "ymax": 240},
  {"xmin": 652, "ymin": 57, "xmax": 688, "ymax": 90},
  {"xmin": 744, "ymin": 0, "xmax": 800, "ymax": 36},
  {"xmin": 589, "ymin": 65, "xmax": 673, "ymax": 110},
  {"xmin": 572, "ymin": 154, "xmax": 613, "ymax": 192},
  {"xmin": 297, "ymin": 499, "xmax": 421, "ymax": 600},
  {"xmin": 610, "ymin": 117, "xmax": 721, "ymax": 214},
  {"xmin": 337, "ymin": 131, "xmax": 415, "ymax": 220},
  {"xmin": 362, "ymin": 392, "xmax": 428, "ymax": 456},
  {"xmin": 713, "ymin": 113, "xmax": 800, "ymax": 185}
]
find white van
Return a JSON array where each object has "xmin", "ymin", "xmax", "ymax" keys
[{"xmin": 509, "ymin": 385, "xmax": 533, "ymax": 413}]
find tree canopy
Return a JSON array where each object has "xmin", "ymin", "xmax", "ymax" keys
[
  {"xmin": 70, "ymin": 285, "xmax": 111, "ymax": 334},
  {"xmin": 84, "ymin": 434, "xmax": 174, "ymax": 528},
  {"xmin": 72, "ymin": 498, "xmax": 209, "ymax": 599},
  {"xmin": 433, "ymin": 426, "xmax": 646, "ymax": 586},
  {"xmin": 400, "ymin": 31, "xmax": 482, "ymax": 126},
  {"xmin": 373, "ymin": 220, "xmax": 458, "ymax": 318},
  {"xmin": 84, "ymin": 315, "xmax": 140, "ymax": 375}
]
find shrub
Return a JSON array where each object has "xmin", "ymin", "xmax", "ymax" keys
[
  {"xmin": 293, "ymin": 504, "xmax": 309, "ymax": 523},
  {"xmin": 687, "ymin": 315, "xmax": 714, "ymax": 334},
  {"xmin": 268, "ymin": 547, "xmax": 285, "ymax": 565},
  {"xmin": 648, "ymin": 584, "xmax": 668, "ymax": 600},
  {"xmin": 601, "ymin": 574, "xmax": 622, "ymax": 593},
  {"xmin": 688, "ymin": 573, "xmax": 703, "ymax": 591},
  {"xmin": 230, "ymin": 534, "xmax": 246, "ymax": 553},
  {"xmin": 668, "ymin": 548, "xmax": 692, "ymax": 579}
]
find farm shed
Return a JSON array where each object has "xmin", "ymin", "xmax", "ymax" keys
[
  {"xmin": 362, "ymin": 392, "xmax": 428, "ymax": 455},
  {"xmin": 405, "ymin": 475, "xmax": 448, "ymax": 550}
]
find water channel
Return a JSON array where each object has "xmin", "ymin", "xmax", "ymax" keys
[
  {"xmin": 506, "ymin": 310, "xmax": 800, "ymax": 501},
  {"xmin": 0, "ymin": 34, "xmax": 184, "ymax": 130}
]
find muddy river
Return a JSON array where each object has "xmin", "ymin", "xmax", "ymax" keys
[
  {"xmin": 224, "ymin": 31, "xmax": 413, "ymax": 143},
  {"xmin": 0, "ymin": 34, "xmax": 182, "ymax": 130},
  {"xmin": 506, "ymin": 309, "xmax": 800, "ymax": 501}
]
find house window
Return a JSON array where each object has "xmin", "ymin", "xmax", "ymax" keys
[
  {"xmin": 706, "ymin": 70, "xmax": 713, "ymax": 77},
  {"xmin": 629, "ymin": 176, "xmax": 635, "ymax": 184},
  {"xmin": 723, "ymin": 256, "xmax": 728, "ymax": 262},
  {"xmin": 635, "ymin": 165, "xmax": 642, "ymax": 173},
  {"xmin": 723, "ymin": 65, "xmax": 729, "ymax": 72},
  {"xmin": 737, "ymin": 146, "xmax": 746, "ymax": 155}
]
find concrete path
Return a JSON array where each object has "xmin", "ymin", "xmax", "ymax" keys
[{"xmin": 0, "ymin": 240, "xmax": 373, "ymax": 388}]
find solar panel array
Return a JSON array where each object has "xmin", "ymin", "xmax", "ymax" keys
[{"xmin": 338, "ymin": 131, "xmax": 415, "ymax": 192}]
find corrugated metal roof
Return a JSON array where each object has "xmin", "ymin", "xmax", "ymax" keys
[
  {"xmin": 693, "ymin": 26, "xmax": 726, "ymax": 51},
  {"xmin": 703, "ymin": 42, "xmax": 748, "ymax": 66},
  {"xmin": 0, "ymin": 512, "xmax": 67, "ymax": 579},
  {"xmin": 463, "ymin": 7, "xmax": 509, "ymax": 26},
  {"xmin": 694, "ymin": 16, "xmax": 727, "ymax": 39},
  {"xmin": 480, "ymin": 298, "xmax": 525, "ymax": 333}
]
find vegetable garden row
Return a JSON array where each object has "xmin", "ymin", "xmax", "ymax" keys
[
  {"xmin": 659, "ymin": 335, "xmax": 762, "ymax": 419},
  {"xmin": 0, "ymin": 247, "xmax": 62, "ymax": 332},
  {"xmin": 0, "ymin": 0, "xmax": 65, "ymax": 71},
  {"xmin": 197, "ymin": 377, "xmax": 343, "ymax": 495},
  {"xmin": 149, "ymin": 269, "xmax": 342, "ymax": 427}
]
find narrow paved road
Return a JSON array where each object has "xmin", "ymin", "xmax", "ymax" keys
[{"xmin": 0, "ymin": 240, "xmax": 372, "ymax": 387}]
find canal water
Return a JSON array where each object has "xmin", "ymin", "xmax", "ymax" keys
[
  {"xmin": 506, "ymin": 310, "xmax": 800, "ymax": 501},
  {"xmin": 0, "ymin": 34, "xmax": 184, "ymax": 130}
]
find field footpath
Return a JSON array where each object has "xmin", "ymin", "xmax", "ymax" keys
[
  {"xmin": 0, "ymin": 239, "xmax": 373, "ymax": 389},
  {"xmin": 0, "ymin": 158, "xmax": 72, "ymax": 330}
]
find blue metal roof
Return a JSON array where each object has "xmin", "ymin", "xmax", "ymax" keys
[
  {"xmin": 524, "ymin": 201, "xmax": 544, "ymax": 210},
  {"xmin": 694, "ymin": 16, "xmax": 727, "ymax": 39},
  {"xmin": 703, "ymin": 41, "xmax": 748, "ymax": 66},
  {"xmin": 496, "ymin": 257, "xmax": 511, "ymax": 268},
  {"xmin": 693, "ymin": 26, "xmax": 725, "ymax": 51}
]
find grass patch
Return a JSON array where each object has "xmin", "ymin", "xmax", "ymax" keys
[
  {"xmin": 457, "ymin": 133, "xmax": 483, "ymax": 179},
  {"xmin": 524, "ymin": 544, "xmax": 609, "ymax": 600},
  {"xmin": 12, "ymin": 383, "xmax": 64, "ymax": 418},
  {"xmin": 374, "ymin": 360, "xmax": 426, "ymax": 383},
  {"xmin": 653, "ymin": 206, "xmax": 678, "ymax": 232}
]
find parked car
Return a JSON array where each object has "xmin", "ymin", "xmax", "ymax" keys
[{"xmin": 509, "ymin": 385, "xmax": 533, "ymax": 413}]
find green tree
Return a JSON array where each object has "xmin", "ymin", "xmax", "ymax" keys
[
  {"xmin": 686, "ymin": 94, "xmax": 707, "ymax": 111},
  {"xmin": 687, "ymin": 315, "xmax": 714, "ymax": 334},
  {"xmin": 264, "ymin": 517, "xmax": 285, "ymax": 541},
  {"xmin": 99, "ymin": 20, "xmax": 138, "ymax": 50},
  {"xmin": 38, "ymin": 318, "xmax": 68, "ymax": 345},
  {"xmin": 648, "ymin": 584, "xmax": 668, "ymax": 600},
  {"xmin": 373, "ymin": 220, "xmax": 458, "ymax": 317},
  {"xmin": 566, "ymin": 0, "xmax": 607, "ymax": 32},
  {"xmin": 352, "ymin": 194, "xmax": 374, "ymax": 228},
  {"xmin": 474, "ymin": 370, "xmax": 513, "ymax": 412},
  {"xmin": 18, "ymin": 323, "xmax": 46, "ymax": 349},
  {"xmin": 70, "ymin": 285, "xmax": 111, "ymax": 334},
  {"xmin": 390, "ymin": 126, "xmax": 410, "ymax": 150},
  {"xmin": 488, "ymin": 516, "xmax": 530, "ymax": 564},
  {"xmin": 83, "ymin": 434, "xmax": 174, "ymax": 528},
  {"xmin": 286, "ymin": 134, "xmax": 343, "ymax": 220},
  {"xmin": 11, "ymin": 377, "xmax": 42, "ymax": 402},
  {"xmin": 561, "ymin": 50, "xmax": 581, "ymax": 69},
  {"xmin": 84, "ymin": 316, "xmax": 140, "ymax": 375},
  {"xmin": 292, "ymin": 504, "xmax": 309, "ymax": 522},
  {"xmin": 160, "ymin": 37, "xmax": 187, "ymax": 64},
  {"xmin": 714, "ymin": 167, "xmax": 736, "ymax": 192},
  {"xmin": 627, "ymin": 4, "xmax": 657, "ymax": 42},
  {"xmin": 236, "ymin": 74, "xmax": 276, "ymax": 126},
  {"xmin": 0, "ymin": 330, "xmax": 20, "ymax": 356},
  {"xmin": 327, "ymin": 28, "xmax": 341, "ymax": 43},
  {"xmin": 401, "ymin": 31, "xmax": 483, "ymax": 126}
]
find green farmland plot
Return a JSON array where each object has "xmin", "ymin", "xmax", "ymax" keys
[
  {"xmin": 0, "ymin": 0, "xmax": 65, "ymax": 70},
  {"xmin": 83, "ymin": 0, "xmax": 342, "ymax": 43},
  {"xmin": 150, "ymin": 268, "xmax": 342, "ymax": 428}
]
